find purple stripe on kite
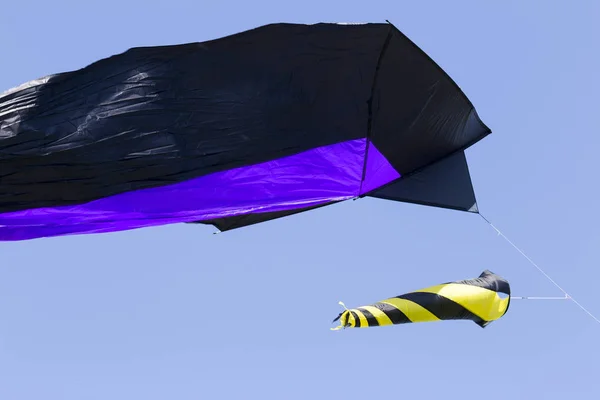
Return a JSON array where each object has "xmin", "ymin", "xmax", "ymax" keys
[
  {"xmin": 0, "ymin": 138, "xmax": 400, "ymax": 240},
  {"xmin": 360, "ymin": 140, "xmax": 402, "ymax": 195}
]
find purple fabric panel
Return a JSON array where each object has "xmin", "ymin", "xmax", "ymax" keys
[
  {"xmin": 0, "ymin": 139, "xmax": 350, "ymax": 240},
  {"xmin": 0, "ymin": 138, "xmax": 400, "ymax": 241},
  {"xmin": 359, "ymin": 140, "xmax": 402, "ymax": 194},
  {"xmin": 0, "ymin": 202, "xmax": 341, "ymax": 241}
]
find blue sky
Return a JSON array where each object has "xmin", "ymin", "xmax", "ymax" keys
[{"xmin": 1, "ymin": 1, "xmax": 599, "ymax": 398}]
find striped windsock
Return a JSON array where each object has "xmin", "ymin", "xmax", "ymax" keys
[{"xmin": 331, "ymin": 270, "xmax": 511, "ymax": 330}]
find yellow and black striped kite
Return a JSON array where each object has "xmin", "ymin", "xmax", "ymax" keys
[{"xmin": 331, "ymin": 270, "xmax": 510, "ymax": 330}]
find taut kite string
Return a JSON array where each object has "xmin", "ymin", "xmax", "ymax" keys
[{"xmin": 479, "ymin": 213, "xmax": 600, "ymax": 325}]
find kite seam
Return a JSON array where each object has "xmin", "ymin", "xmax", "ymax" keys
[
  {"xmin": 479, "ymin": 213, "xmax": 600, "ymax": 325},
  {"xmin": 358, "ymin": 24, "xmax": 394, "ymax": 197}
]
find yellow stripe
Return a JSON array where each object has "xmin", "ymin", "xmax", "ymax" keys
[
  {"xmin": 340, "ymin": 311, "xmax": 350, "ymax": 327},
  {"xmin": 360, "ymin": 305, "xmax": 394, "ymax": 326},
  {"xmin": 345, "ymin": 310, "xmax": 357, "ymax": 327},
  {"xmin": 416, "ymin": 283, "xmax": 509, "ymax": 321},
  {"xmin": 351, "ymin": 309, "xmax": 369, "ymax": 328},
  {"xmin": 380, "ymin": 298, "xmax": 440, "ymax": 323}
]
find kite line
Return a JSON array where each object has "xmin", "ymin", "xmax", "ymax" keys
[{"xmin": 479, "ymin": 213, "xmax": 600, "ymax": 325}]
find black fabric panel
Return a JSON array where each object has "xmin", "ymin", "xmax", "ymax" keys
[
  {"xmin": 357, "ymin": 307, "xmax": 380, "ymax": 327},
  {"xmin": 350, "ymin": 311, "xmax": 361, "ymax": 328},
  {"xmin": 371, "ymin": 302, "xmax": 411, "ymax": 325},
  {"xmin": 367, "ymin": 150, "xmax": 478, "ymax": 212},
  {"xmin": 0, "ymin": 21, "xmax": 492, "ymax": 219},
  {"xmin": 397, "ymin": 292, "xmax": 482, "ymax": 323},
  {"xmin": 0, "ymin": 23, "xmax": 387, "ymax": 213},
  {"xmin": 453, "ymin": 270, "xmax": 511, "ymax": 296},
  {"xmin": 191, "ymin": 202, "xmax": 337, "ymax": 232},
  {"xmin": 369, "ymin": 23, "xmax": 491, "ymax": 176}
]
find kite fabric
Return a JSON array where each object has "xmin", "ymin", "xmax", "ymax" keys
[
  {"xmin": 0, "ymin": 22, "xmax": 491, "ymax": 241},
  {"xmin": 331, "ymin": 270, "xmax": 511, "ymax": 330}
]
